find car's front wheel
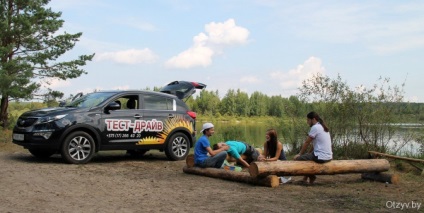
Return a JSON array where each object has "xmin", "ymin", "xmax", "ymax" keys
[
  {"xmin": 61, "ymin": 131, "xmax": 95, "ymax": 164},
  {"xmin": 165, "ymin": 132, "xmax": 190, "ymax": 161}
]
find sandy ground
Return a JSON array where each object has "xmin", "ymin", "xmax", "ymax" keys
[{"xmin": 0, "ymin": 146, "xmax": 423, "ymax": 213}]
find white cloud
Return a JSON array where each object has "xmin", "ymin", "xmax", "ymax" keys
[
  {"xmin": 205, "ymin": 19, "xmax": 249, "ymax": 45},
  {"xmin": 270, "ymin": 57, "xmax": 325, "ymax": 90},
  {"xmin": 165, "ymin": 45, "xmax": 214, "ymax": 69},
  {"xmin": 165, "ymin": 19, "xmax": 249, "ymax": 69},
  {"xmin": 95, "ymin": 48, "xmax": 158, "ymax": 64}
]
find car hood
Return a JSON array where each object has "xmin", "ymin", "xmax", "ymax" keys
[{"xmin": 20, "ymin": 107, "xmax": 77, "ymax": 117}]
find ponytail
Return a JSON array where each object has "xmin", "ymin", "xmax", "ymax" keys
[{"xmin": 307, "ymin": 111, "xmax": 329, "ymax": 132}]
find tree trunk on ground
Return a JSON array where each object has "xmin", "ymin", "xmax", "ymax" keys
[
  {"xmin": 182, "ymin": 166, "xmax": 279, "ymax": 188},
  {"xmin": 0, "ymin": 96, "xmax": 9, "ymax": 128},
  {"xmin": 249, "ymin": 159, "xmax": 390, "ymax": 178},
  {"xmin": 369, "ymin": 151, "xmax": 424, "ymax": 163},
  {"xmin": 361, "ymin": 172, "xmax": 399, "ymax": 184}
]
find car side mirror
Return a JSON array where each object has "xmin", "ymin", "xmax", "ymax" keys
[{"xmin": 106, "ymin": 102, "xmax": 120, "ymax": 111}]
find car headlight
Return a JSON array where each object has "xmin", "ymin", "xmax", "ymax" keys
[
  {"xmin": 36, "ymin": 114, "xmax": 67, "ymax": 124},
  {"xmin": 33, "ymin": 132, "xmax": 53, "ymax": 139}
]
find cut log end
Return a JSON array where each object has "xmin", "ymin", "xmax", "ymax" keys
[
  {"xmin": 249, "ymin": 162, "xmax": 259, "ymax": 178},
  {"xmin": 186, "ymin": 154, "xmax": 195, "ymax": 168}
]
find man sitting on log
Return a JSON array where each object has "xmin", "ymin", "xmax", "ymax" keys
[
  {"xmin": 294, "ymin": 111, "xmax": 333, "ymax": 184},
  {"xmin": 213, "ymin": 141, "xmax": 260, "ymax": 168},
  {"xmin": 194, "ymin": 123, "xmax": 229, "ymax": 168}
]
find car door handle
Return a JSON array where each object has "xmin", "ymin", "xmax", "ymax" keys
[
  {"xmin": 168, "ymin": 114, "xmax": 175, "ymax": 118},
  {"xmin": 134, "ymin": 114, "xmax": 142, "ymax": 119}
]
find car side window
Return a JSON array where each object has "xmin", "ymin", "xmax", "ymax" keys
[
  {"xmin": 143, "ymin": 95, "xmax": 173, "ymax": 110},
  {"xmin": 113, "ymin": 95, "xmax": 138, "ymax": 110}
]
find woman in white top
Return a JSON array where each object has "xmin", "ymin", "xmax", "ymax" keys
[{"xmin": 294, "ymin": 111, "xmax": 332, "ymax": 184}]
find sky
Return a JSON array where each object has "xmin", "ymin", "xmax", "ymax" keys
[{"xmin": 44, "ymin": 0, "xmax": 424, "ymax": 103}]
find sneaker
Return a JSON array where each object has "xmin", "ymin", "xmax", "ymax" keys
[
  {"xmin": 280, "ymin": 176, "xmax": 292, "ymax": 184},
  {"xmin": 220, "ymin": 160, "xmax": 231, "ymax": 168}
]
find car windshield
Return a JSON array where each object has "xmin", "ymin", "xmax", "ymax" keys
[{"xmin": 65, "ymin": 92, "xmax": 115, "ymax": 108}]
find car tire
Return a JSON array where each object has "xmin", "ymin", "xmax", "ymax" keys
[
  {"xmin": 61, "ymin": 131, "xmax": 95, "ymax": 164},
  {"xmin": 28, "ymin": 149, "xmax": 56, "ymax": 159},
  {"xmin": 164, "ymin": 132, "xmax": 190, "ymax": 161}
]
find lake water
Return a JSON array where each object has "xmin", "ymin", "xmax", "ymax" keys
[{"xmin": 198, "ymin": 121, "xmax": 423, "ymax": 157}]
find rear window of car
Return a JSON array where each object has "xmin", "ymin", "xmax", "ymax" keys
[{"xmin": 143, "ymin": 95, "xmax": 174, "ymax": 110}]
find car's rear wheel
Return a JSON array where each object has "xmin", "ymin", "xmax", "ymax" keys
[
  {"xmin": 61, "ymin": 131, "xmax": 95, "ymax": 164},
  {"xmin": 28, "ymin": 149, "xmax": 56, "ymax": 159},
  {"xmin": 165, "ymin": 132, "xmax": 190, "ymax": 161}
]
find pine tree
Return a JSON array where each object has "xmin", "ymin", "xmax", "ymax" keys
[{"xmin": 0, "ymin": 0, "xmax": 94, "ymax": 128}]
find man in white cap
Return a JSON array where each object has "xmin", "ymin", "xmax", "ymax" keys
[{"xmin": 194, "ymin": 122, "xmax": 229, "ymax": 168}]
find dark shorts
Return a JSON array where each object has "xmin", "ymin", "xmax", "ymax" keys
[
  {"xmin": 297, "ymin": 152, "xmax": 331, "ymax": 163},
  {"xmin": 279, "ymin": 149, "xmax": 287, "ymax": 160},
  {"xmin": 242, "ymin": 142, "xmax": 260, "ymax": 162}
]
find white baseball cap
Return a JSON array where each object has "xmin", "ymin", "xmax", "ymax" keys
[{"xmin": 200, "ymin": 122, "xmax": 214, "ymax": 133}]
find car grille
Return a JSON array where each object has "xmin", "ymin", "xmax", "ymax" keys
[{"xmin": 16, "ymin": 118, "xmax": 38, "ymax": 127}]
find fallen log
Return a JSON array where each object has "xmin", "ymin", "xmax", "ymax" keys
[
  {"xmin": 186, "ymin": 154, "xmax": 195, "ymax": 168},
  {"xmin": 249, "ymin": 159, "xmax": 390, "ymax": 178},
  {"xmin": 368, "ymin": 151, "xmax": 424, "ymax": 163},
  {"xmin": 361, "ymin": 172, "xmax": 399, "ymax": 184},
  {"xmin": 368, "ymin": 151, "xmax": 424, "ymax": 172},
  {"xmin": 183, "ymin": 166, "xmax": 279, "ymax": 187}
]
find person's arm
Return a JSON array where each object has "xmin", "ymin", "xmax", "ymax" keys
[
  {"xmin": 236, "ymin": 157, "xmax": 251, "ymax": 168},
  {"xmin": 294, "ymin": 136, "xmax": 313, "ymax": 160},
  {"xmin": 258, "ymin": 141, "xmax": 267, "ymax": 161},
  {"xmin": 264, "ymin": 142, "xmax": 283, "ymax": 161},
  {"xmin": 206, "ymin": 146, "xmax": 228, "ymax": 156}
]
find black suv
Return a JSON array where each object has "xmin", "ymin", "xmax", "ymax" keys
[{"xmin": 12, "ymin": 81, "xmax": 206, "ymax": 164}]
